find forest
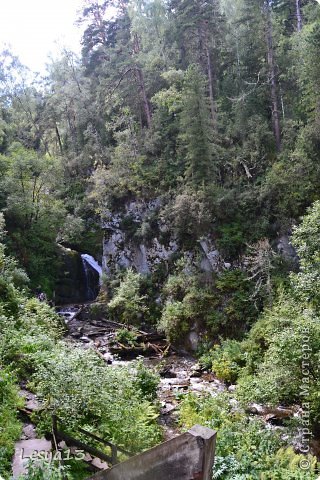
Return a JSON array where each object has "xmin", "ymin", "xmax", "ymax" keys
[{"xmin": 1, "ymin": 0, "xmax": 320, "ymax": 478}]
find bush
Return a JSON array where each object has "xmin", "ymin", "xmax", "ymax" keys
[
  {"xmin": 199, "ymin": 340, "xmax": 245, "ymax": 384},
  {"xmin": 108, "ymin": 269, "xmax": 148, "ymax": 325},
  {"xmin": 206, "ymin": 270, "xmax": 258, "ymax": 338},
  {"xmin": 179, "ymin": 392, "xmax": 319, "ymax": 479},
  {"xmin": 235, "ymin": 298, "xmax": 320, "ymax": 430},
  {"xmin": 21, "ymin": 299, "xmax": 63, "ymax": 339},
  {"xmin": 31, "ymin": 343, "xmax": 162, "ymax": 453},
  {"xmin": 0, "ymin": 277, "xmax": 20, "ymax": 316},
  {"xmin": 0, "ymin": 370, "xmax": 22, "ymax": 478},
  {"xmin": 291, "ymin": 200, "xmax": 320, "ymax": 311},
  {"xmin": 133, "ymin": 359, "xmax": 160, "ymax": 401},
  {"xmin": 158, "ymin": 299, "xmax": 189, "ymax": 342},
  {"xmin": 114, "ymin": 328, "xmax": 138, "ymax": 346},
  {"xmin": 0, "ymin": 299, "xmax": 62, "ymax": 378},
  {"xmin": 18, "ymin": 462, "xmax": 70, "ymax": 480},
  {"xmin": 216, "ymin": 222, "xmax": 247, "ymax": 258},
  {"xmin": 160, "ymin": 190, "xmax": 211, "ymax": 246}
]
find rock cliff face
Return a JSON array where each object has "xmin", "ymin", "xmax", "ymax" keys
[
  {"xmin": 99, "ymin": 202, "xmax": 298, "ymax": 352},
  {"xmin": 102, "ymin": 200, "xmax": 227, "ymax": 276}
]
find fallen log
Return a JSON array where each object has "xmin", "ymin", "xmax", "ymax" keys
[
  {"xmin": 109, "ymin": 342, "xmax": 170, "ymax": 358},
  {"xmin": 246, "ymin": 403, "xmax": 296, "ymax": 419}
]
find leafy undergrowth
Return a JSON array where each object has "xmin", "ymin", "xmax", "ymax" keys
[
  {"xmin": 0, "ymin": 370, "xmax": 23, "ymax": 478},
  {"xmin": 179, "ymin": 392, "xmax": 319, "ymax": 479},
  {"xmin": 16, "ymin": 459, "xmax": 90, "ymax": 480}
]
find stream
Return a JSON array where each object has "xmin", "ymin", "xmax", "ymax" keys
[
  {"xmin": 13, "ymin": 301, "xmax": 226, "ymax": 477},
  {"xmin": 11, "ymin": 255, "xmax": 319, "ymax": 477},
  {"xmin": 58, "ymin": 303, "xmax": 226, "ymax": 440},
  {"xmin": 12, "ymin": 300, "xmax": 306, "ymax": 477},
  {"xmin": 57, "ymin": 303, "xmax": 300, "ymax": 440},
  {"xmin": 54, "ymin": 256, "xmax": 227, "ymax": 440}
]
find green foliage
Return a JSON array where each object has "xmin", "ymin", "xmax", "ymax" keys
[
  {"xmin": 291, "ymin": 200, "xmax": 320, "ymax": 311},
  {"xmin": 0, "ymin": 277, "xmax": 20, "ymax": 317},
  {"xmin": 0, "ymin": 299, "xmax": 62, "ymax": 379},
  {"xmin": 108, "ymin": 269, "xmax": 148, "ymax": 325},
  {"xmin": 0, "ymin": 0, "xmax": 319, "ymax": 301},
  {"xmin": 178, "ymin": 64, "xmax": 219, "ymax": 185},
  {"xmin": 0, "ymin": 370, "xmax": 22, "ymax": 477},
  {"xmin": 216, "ymin": 222, "xmax": 248, "ymax": 259},
  {"xmin": 158, "ymin": 266, "xmax": 213, "ymax": 341},
  {"xmin": 133, "ymin": 358, "xmax": 160, "ymax": 402},
  {"xmin": 1, "ymin": 2, "xmax": 320, "ymax": 478},
  {"xmin": 18, "ymin": 462, "xmax": 70, "ymax": 480},
  {"xmin": 57, "ymin": 215, "xmax": 85, "ymax": 245},
  {"xmin": 199, "ymin": 340, "xmax": 245, "ymax": 384},
  {"xmin": 160, "ymin": 190, "xmax": 211, "ymax": 245},
  {"xmin": 17, "ymin": 460, "xmax": 90, "ymax": 480},
  {"xmin": 21, "ymin": 298, "xmax": 63, "ymax": 338},
  {"xmin": 31, "ymin": 344, "xmax": 162, "ymax": 453},
  {"xmin": 158, "ymin": 299, "xmax": 190, "ymax": 342},
  {"xmin": 0, "ymin": 145, "xmax": 65, "ymax": 293},
  {"xmin": 244, "ymin": 238, "xmax": 276, "ymax": 306},
  {"xmin": 0, "ymin": 219, "xmax": 29, "ymax": 316},
  {"xmin": 207, "ymin": 270, "xmax": 257, "ymax": 338},
  {"xmin": 209, "ymin": 289, "xmax": 320, "ymax": 431},
  {"xmin": 0, "ymin": 229, "xmax": 162, "ymax": 478},
  {"xmin": 179, "ymin": 392, "xmax": 319, "ymax": 479},
  {"xmin": 236, "ymin": 299, "xmax": 320, "ymax": 417},
  {"xmin": 159, "ymin": 268, "xmax": 257, "ymax": 343},
  {"xmin": 114, "ymin": 327, "xmax": 138, "ymax": 346}
]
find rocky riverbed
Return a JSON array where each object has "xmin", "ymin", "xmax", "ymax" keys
[{"xmin": 57, "ymin": 304, "xmax": 228, "ymax": 440}]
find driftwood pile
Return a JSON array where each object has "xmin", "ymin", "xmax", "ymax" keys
[{"xmin": 58, "ymin": 305, "xmax": 171, "ymax": 359}]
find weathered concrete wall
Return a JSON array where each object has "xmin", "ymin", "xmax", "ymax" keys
[{"xmin": 89, "ymin": 425, "xmax": 216, "ymax": 480}]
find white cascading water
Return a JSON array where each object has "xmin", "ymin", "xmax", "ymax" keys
[
  {"xmin": 81, "ymin": 254, "xmax": 103, "ymax": 279},
  {"xmin": 81, "ymin": 254, "xmax": 103, "ymax": 301}
]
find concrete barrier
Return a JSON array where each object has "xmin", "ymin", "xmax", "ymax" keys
[{"xmin": 88, "ymin": 425, "xmax": 216, "ymax": 480}]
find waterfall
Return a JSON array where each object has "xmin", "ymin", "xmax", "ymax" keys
[
  {"xmin": 81, "ymin": 254, "xmax": 103, "ymax": 279},
  {"xmin": 81, "ymin": 254, "xmax": 102, "ymax": 301}
]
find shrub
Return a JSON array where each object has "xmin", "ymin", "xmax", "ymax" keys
[
  {"xmin": 18, "ymin": 462, "xmax": 69, "ymax": 480},
  {"xmin": 21, "ymin": 298, "xmax": 63, "ymax": 339},
  {"xmin": 236, "ymin": 298, "xmax": 320, "ymax": 429},
  {"xmin": 108, "ymin": 269, "xmax": 148, "ymax": 325},
  {"xmin": 18, "ymin": 458, "xmax": 90, "ymax": 479},
  {"xmin": 158, "ymin": 299, "xmax": 189, "ymax": 342},
  {"xmin": 199, "ymin": 340, "xmax": 245, "ymax": 384},
  {"xmin": 216, "ymin": 222, "xmax": 247, "ymax": 258},
  {"xmin": 0, "ymin": 299, "xmax": 62, "ymax": 378},
  {"xmin": 31, "ymin": 343, "xmax": 162, "ymax": 453},
  {"xmin": 133, "ymin": 359, "xmax": 160, "ymax": 401},
  {"xmin": 0, "ymin": 370, "xmax": 22, "ymax": 477},
  {"xmin": 206, "ymin": 270, "xmax": 258, "ymax": 338},
  {"xmin": 291, "ymin": 200, "xmax": 320, "ymax": 311},
  {"xmin": 179, "ymin": 392, "xmax": 319, "ymax": 479},
  {"xmin": 160, "ymin": 190, "xmax": 211, "ymax": 246},
  {"xmin": 159, "ymin": 269, "xmax": 257, "ymax": 343},
  {"xmin": 114, "ymin": 328, "xmax": 138, "ymax": 346}
]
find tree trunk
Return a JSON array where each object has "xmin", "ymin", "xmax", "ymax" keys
[
  {"xmin": 201, "ymin": 21, "xmax": 217, "ymax": 127},
  {"xmin": 55, "ymin": 122, "xmax": 63, "ymax": 155},
  {"xmin": 133, "ymin": 33, "xmax": 152, "ymax": 129},
  {"xmin": 296, "ymin": 0, "xmax": 302, "ymax": 32},
  {"xmin": 93, "ymin": 4, "xmax": 107, "ymax": 46},
  {"xmin": 136, "ymin": 66, "xmax": 152, "ymax": 129},
  {"xmin": 265, "ymin": 1, "xmax": 281, "ymax": 151},
  {"xmin": 206, "ymin": 46, "xmax": 217, "ymax": 126}
]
